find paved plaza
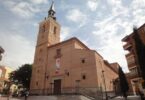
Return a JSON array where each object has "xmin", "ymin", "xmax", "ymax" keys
[
  {"xmin": 0, "ymin": 95, "xmax": 142, "ymax": 100},
  {"xmin": 111, "ymin": 95, "xmax": 141, "ymax": 100},
  {"xmin": 0, "ymin": 95, "xmax": 90, "ymax": 100}
]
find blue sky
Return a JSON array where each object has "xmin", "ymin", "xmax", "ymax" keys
[{"xmin": 0, "ymin": 0, "xmax": 145, "ymax": 71}]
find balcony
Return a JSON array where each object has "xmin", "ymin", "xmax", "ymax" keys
[
  {"xmin": 126, "ymin": 53, "xmax": 136, "ymax": 68},
  {"xmin": 129, "ymin": 72, "xmax": 139, "ymax": 79},
  {"xmin": 129, "ymin": 67, "xmax": 139, "ymax": 79},
  {"xmin": 123, "ymin": 42, "xmax": 132, "ymax": 50},
  {"xmin": 128, "ymin": 63, "xmax": 136, "ymax": 69},
  {"xmin": 125, "ymin": 53, "xmax": 132, "ymax": 58}
]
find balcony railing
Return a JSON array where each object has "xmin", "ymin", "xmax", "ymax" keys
[
  {"xmin": 128, "ymin": 63, "xmax": 136, "ymax": 68},
  {"xmin": 126, "ymin": 54, "xmax": 137, "ymax": 68},
  {"xmin": 125, "ymin": 53, "xmax": 133, "ymax": 58},
  {"xmin": 129, "ymin": 67, "xmax": 139, "ymax": 78},
  {"xmin": 123, "ymin": 43, "xmax": 132, "ymax": 50},
  {"xmin": 129, "ymin": 73, "xmax": 139, "ymax": 79}
]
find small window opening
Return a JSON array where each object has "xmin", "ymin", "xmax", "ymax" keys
[
  {"xmin": 54, "ymin": 26, "xmax": 57, "ymax": 34},
  {"xmin": 46, "ymin": 76, "xmax": 49, "ymax": 79},
  {"xmin": 56, "ymin": 49, "xmax": 61, "ymax": 55},
  {"xmin": 82, "ymin": 75, "xmax": 86, "ymax": 80},
  {"xmin": 36, "ymin": 82, "xmax": 38, "ymax": 86},
  {"xmin": 67, "ymin": 72, "xmax": 69, "ymax": 76},
  {"xmin": 82, "ymin": 59, "xmax": 85, "ymax": 63}
]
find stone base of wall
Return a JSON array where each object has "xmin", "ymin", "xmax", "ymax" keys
[{"xmin": 30, "ymin": 87, "xmax": 103, "ymax": 100}]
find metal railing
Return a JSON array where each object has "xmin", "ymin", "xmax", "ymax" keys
[
  {"xmin": 79, "ymin": 87, "xmax": 103, "ymax": 100},
  {"xmin": 30, "ymin": 87, "xmax": 103, "ymax": 99}
]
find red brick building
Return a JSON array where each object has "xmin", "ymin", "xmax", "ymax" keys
[
  {"xmin": 30, "ymin": 2, "xmax": 119, "ymax": 96},
  {"xmin": 122, "ymin": 24, "xmax": 145, "ymax": 95}
]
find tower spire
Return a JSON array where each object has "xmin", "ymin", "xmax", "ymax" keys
[{"xmin": 48, "ymin": 0, "xmax": 56, "ymax": 20}]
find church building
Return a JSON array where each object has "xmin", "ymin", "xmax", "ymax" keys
[{"xmin": 30, "ymin": 2, "xmax": 118, "ymax": 95}]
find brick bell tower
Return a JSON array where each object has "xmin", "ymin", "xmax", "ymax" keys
[
  {"xmin": 30, "ymin": 1, "xmax": 61, "ymax": 93},
  {"xmin": 37, "ymin": 1, "xmax": 60, "ymax": 46}
]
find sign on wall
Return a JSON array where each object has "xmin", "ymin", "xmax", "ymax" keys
[{"xmin": 55, "ymin": 58, "xmax": 60, "ymax": 73}]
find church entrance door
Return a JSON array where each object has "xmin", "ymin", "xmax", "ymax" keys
[{"xmin": 53, "ymin": 79, "xmax": 61, "ymax": 94}]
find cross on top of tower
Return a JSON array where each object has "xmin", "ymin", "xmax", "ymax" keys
[{"xmin": 48, "ymin": 0, "xmax": 56, "ymax": 20}]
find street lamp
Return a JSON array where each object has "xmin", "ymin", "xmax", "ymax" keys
[{"xmin": 102, "ymin": 70, "xmax": 108, "ymax": 100}]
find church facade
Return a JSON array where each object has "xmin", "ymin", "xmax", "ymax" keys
[{"xmin": 30, "ymin": 2, "xmax": 118, "ymax": 95}]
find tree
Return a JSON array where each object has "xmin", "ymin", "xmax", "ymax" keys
[
  {"xmin": 133, "ymin": 27, "xmax": 145, "ymax": 80},
  {"xmin": 118, "ymin": 67, "xmax": 129, "ymax": 99},
  {"xmin": 9, "ymin": 64, "xmax": 32, "ymax": 89},
  {"xmin": 0, "ymin": 46, "xmax": 4, "ymax": 61}
]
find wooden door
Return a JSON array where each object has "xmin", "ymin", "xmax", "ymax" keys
[{"xmin": 53, "ymin": 79, "xmax": 61, "ymax": 94}]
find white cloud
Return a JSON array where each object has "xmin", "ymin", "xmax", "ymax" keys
[
  {"xmin": 12, "ymin": 2, "xmax": 33, "ymax": 18},
  {"xmin": 130, "ymin": 0, "xmax": 145, "ymax": 26},
  {"xmin": 60, "ymin": 26, "xmax": 70, "ymax": 41},
  {"xmin": 93, "ymin": 17, "xmax": 133, "ymax": 72},
  {"xmin": 66, "ymin": 9, "xmax": 87, "ymax": 27},
  {"xmin": 94, "ymin": 18, "xmax": 125, "ymax": 36},
  {"xmin": 92, "ymin": 32, "xmax": 129, "ymax": 72},
  {"xmin": 3, "ymin": 1, "xmax": 40, "ymax": 18},
  {"xmin": 1, "ymin": 0, "xmax": 145, "ymax": 72},
  {"xmin": 106, "ymin": 0, "xmax": 128, "ymax": 17},
  {"xmin": 131, "ymin": 0, "xmax": 145, "ymax": 9},
  {"xmin": 92, "ymin": 0, "xmax": 145, "ymax": 72},
  {"xmin": 107, "ymin": 0, "xmax": 121, "ymax": 6},
  {"xmin": 87, "ymin": 0, "xmax": 98, "ymax": 11},
  {"xmin": 0, "ymin": 33, "xmax": 35, "ymax": 69},
  {"xmin": 30, "ymin": 0, "xmax": 48, "ymax": 4}
]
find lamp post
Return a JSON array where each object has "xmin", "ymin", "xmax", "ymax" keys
[{"xmin": 102, "ymin": 70, "xmax": 108, "ymax": 100}]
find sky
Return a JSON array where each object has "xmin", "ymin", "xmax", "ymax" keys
[{"xmin": 0, "ymin": 0, "xmax": 145, "ymax": 71}]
